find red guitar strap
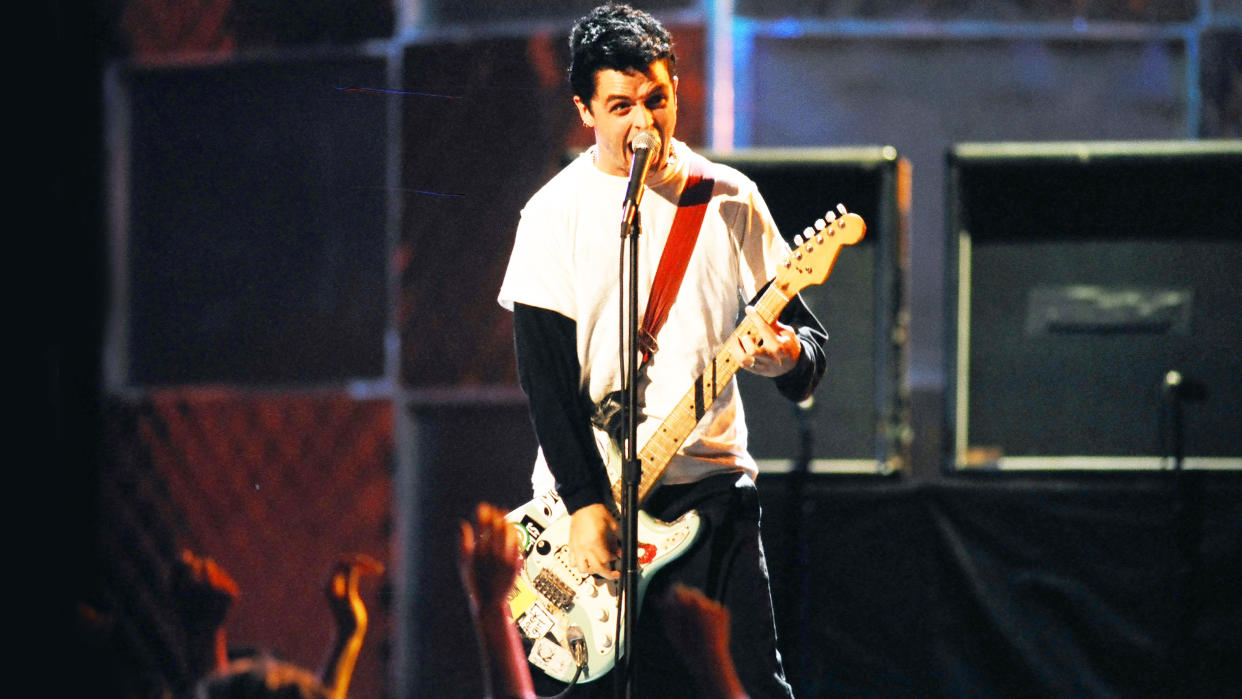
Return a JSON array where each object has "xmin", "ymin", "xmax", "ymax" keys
[{"xmin": 638, "ymin": 153, "xmax": 715, "ymax": 364}]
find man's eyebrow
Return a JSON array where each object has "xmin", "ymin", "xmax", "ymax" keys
[{"xmin": 602, "ymin": 85, "xmax": 668, "ymax": 104}]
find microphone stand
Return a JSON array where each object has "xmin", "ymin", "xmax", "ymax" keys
[
  {"xmin": 1160, "ymin": 368, "xmax": 1208, "ymax": 695},
  {"xmin": 614, "ymin": 133, "xmax": 656, "ymax": 698},
  {"xmin": 1163, "ymin": 370, "xmax": 1186, "ymax": 472},
  {"xmin": 616, "ymin": 207, "xmax": 642, "ymax": 699}
]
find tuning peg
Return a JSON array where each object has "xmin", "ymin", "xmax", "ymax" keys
[
  {"xmin": 813, "ymin": 218, "xmax": 827, "ymax": 231},
  {"xmin": 837, "ymin": 203, "xmax": 848, "ymax": 216},
  {"xmin": 824, "ymin": 210, "xmax": 836, "ymax": 223},
  {"xmin": 794, "ymin": 233, "xmax": 805, "ymax": 246}
]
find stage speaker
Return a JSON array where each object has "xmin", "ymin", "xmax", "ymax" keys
[
  {"xmin": 422, "ymin": 0, "xmax": 691, "ymax": 24},
  {"xmin": 394, "ymin": 394, "xmax": 539, "ymax": 698},
  {"xmin": 944, "ymin": 140, "xmax": 1242, "ymax": 470},
  {"xmin": 110, "ymin": 53, "xmax": 390, "ymax": 387},
  {"xmin": 707, "ymin": 148, "xmax": 911, "ymax": 474}
]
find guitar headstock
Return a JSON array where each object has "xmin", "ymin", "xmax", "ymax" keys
[{"xmin": 774, "ymin": 204, "xmax": 866, "ymax": 295}]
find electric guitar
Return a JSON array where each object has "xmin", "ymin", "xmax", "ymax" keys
[{"xmin": 505, "ymin": 206, "xmax": 867, "ymax": 684}]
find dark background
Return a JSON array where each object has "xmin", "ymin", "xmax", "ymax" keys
[{"xmin": 55, "ymin": 1, "xmax": 1240, "ymax": 697}]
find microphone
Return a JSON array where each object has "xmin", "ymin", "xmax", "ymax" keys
[{"xmin": 620, "ymin": 130, "xmax": 661, "ymax": 236}]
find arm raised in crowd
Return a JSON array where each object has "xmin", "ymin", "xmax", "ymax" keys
[
  {"xmin": 320, "ymin": 553, "xmax": 384, "ymax": 699},
  {"xmin": 459, "ymin": 502, "xmax": 536, "ymax": 699}
]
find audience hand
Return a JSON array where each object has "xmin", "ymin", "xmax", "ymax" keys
[
  {"xmin": 321, "ymin": 553, "xmax": 384, "ymax": 699},
  {"xmin": 657, "ymin": 583, "xmax": 750, "ymax": 699},
  {"xmin": 172, "ymin": 549, "xmax": 240, "ymax": 632},
  {"xmin": 325, "ymin": 553, "xmax": 385, "ymax": 640},
  {"xmin": 459, "ymin": 502, "xmax": 524, "ymax": 612},
  {"xmin": 172, "ymin": 549, "xmax": 241, "ymax": 679},
  {"xmin": 458, "ymin": 502, "xmax": 535, "ymax": 699}
]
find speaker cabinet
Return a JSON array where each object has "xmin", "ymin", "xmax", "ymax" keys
[
  {"xmin": 708, "ymin": 148, "xmax": 910, "ymax": 473},
  {"xmin": 945, "ymin": 140, "xmax": 1242, "ymax": 470},
  {"xmin": 110, "ymin": 53, "xmax": 390, "ymax": 387}
]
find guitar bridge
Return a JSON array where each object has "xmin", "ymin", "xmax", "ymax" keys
[{"xmin": 533, "ymin": 569, "xmax": 576, "ymax": 612}]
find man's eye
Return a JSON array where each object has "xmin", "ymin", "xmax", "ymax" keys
[{"xmin": 611, "ymin": 103, "xmax": 630, "ymax": 113}]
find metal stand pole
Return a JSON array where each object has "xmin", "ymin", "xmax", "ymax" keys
[{"xmin": 616, "ymin": 211, "xmax": 642, "ymax": 699}]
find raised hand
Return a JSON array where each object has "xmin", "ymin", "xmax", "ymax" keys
[
  {"xmin": 657, "ymin": 583, "xmax": 750, "ymax": 698},
  {"xmin": 459, "ymin": 502, "xmax": 525, "ymax": 610},
  {"xmin": 459, "ymin": 502, "xmax": 535, "ymax": 699},
  {"xmin": 321, "ymin": 553, "xmax": 384, "ymax": 699},
  {"xmin": 171, "ymin": 549, "xmax": 240, "ymax": 679}
]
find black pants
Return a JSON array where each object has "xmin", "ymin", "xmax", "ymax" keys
[{"xmin": 533, "ymin": 473, "xmax": 795, "ymax": 698}]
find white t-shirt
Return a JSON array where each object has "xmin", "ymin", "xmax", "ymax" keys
[{"xmin": 498, "ymin": 140, "xmax": 791, "ymax": 494}]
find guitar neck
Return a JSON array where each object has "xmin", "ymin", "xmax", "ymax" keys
[{"xmin": 610, "ymin": 283, "xmax": 792, "ymax": 506}]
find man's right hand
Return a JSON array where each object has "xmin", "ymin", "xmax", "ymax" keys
[{"xmin": 569, "ymin": 503, "xmax": 621, "ymax": 578}]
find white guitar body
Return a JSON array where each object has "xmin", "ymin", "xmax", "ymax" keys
[{"xmin": 505, "ymin": 490, "xmax": 701, "ymax": 683}]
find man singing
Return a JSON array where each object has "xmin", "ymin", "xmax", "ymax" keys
[{"xmin": 498, "ymin": 4, "xmax": 827, "ymax": 696}]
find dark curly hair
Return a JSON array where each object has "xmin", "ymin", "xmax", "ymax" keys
[{"xmin": 568, "ymin": 3, "xmax": 677, "ymax": 103}]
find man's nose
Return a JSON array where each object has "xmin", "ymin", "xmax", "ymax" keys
[{"xmin": 630, "ymin": 105, "xmax": 655, "ymax": 130}]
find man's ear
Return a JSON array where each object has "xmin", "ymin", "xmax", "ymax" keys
[{"xmin": 573, "ymin": 95, "xmax": 595, "ymax": 128}]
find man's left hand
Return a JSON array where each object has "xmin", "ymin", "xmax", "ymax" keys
[{"xmin": 730, "ymin": 305, "xmax": 802, "ymax": 377}]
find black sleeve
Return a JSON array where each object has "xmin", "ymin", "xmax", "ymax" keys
[
  {"xmin": 773, "ymin": 293, "xmax": 829, "ymax": 402},
  {"xmin": 513, "ymin": 303, "xmax": 612, "ymax": 513},
  {"xmin": 744, "ymin": 284, "xmax": 829, "ymax": 403}
]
